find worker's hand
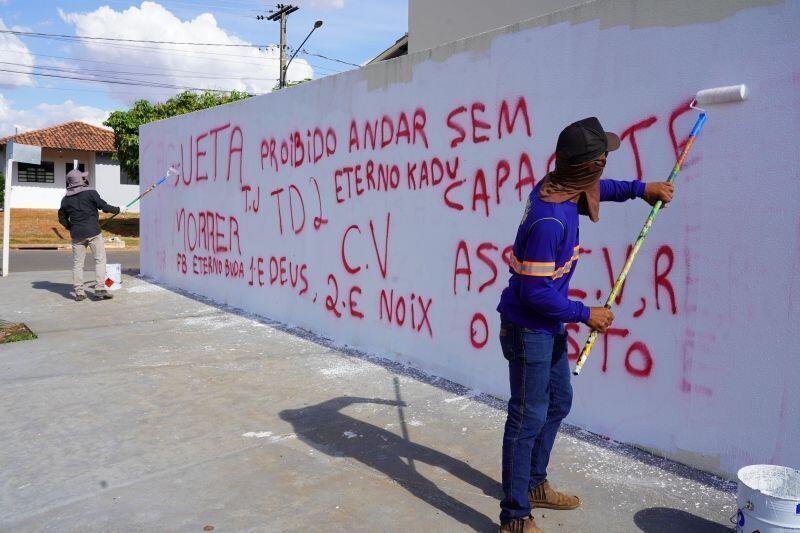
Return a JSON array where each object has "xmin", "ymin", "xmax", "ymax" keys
[
  {"xmin": 119, "ymin": 206, "xmax": 127, "ymax": 214},
  {"xmin": 586, "ymin": 307, "xmax": 614, "ymax": 333},
  {"xmin": 643, "ymin": 182, "xmax": 675, "ymax": 206}
]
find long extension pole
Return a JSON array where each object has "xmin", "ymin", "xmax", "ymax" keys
[
  {"xmin": 573, "ymin": 111, "xmax": 707, "ymax": 376},
  {"xmin": 101, "ymin": 168, "xmax": 175, "ymax": 229}
]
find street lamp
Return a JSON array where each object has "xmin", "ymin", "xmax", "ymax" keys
[{"xmin": 283, "ymin": 20, "xmax": 323, "ymax": 88}]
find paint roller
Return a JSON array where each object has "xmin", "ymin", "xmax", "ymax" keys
[
  {"xmin": 573, "ymin": 84, "xmax": 748, "ymax": 376},
  {"xmin": 100, "ymin": 166, "xmax": 178, "ymax": 229}
]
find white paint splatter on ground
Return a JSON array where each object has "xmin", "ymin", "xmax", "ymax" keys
[
  {"xmin": 408, "ymin": 419, "xmax": 423, "ymax": 427},
  {"xmin": 243, "ymin": 431, "xmax": 273, "ymax": 439},
  {"xmin": 318, "ymin": 359, "xmax": 374, "ymax": 378},
  {"xmin": 242, "ymin": 431, "xmax": 296, "ymax": 443},
  {"xmin": 182, "ymin": 315, "xmax": 234, "ymax": 330},
  {"xmin": 127, "ymin": 284, "xmax": 167, "ymax": 294},
  {"xmin": 343, "ymin": 431, "xmax": 359, "ymax": 439},
  {"xmin": 443, "ymin": 390, "xmax": 482, "ymax": 403}
]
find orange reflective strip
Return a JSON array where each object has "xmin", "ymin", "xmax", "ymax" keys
[
  {"xmin": 550, "ymin": 247, "xmax": 581, "ymax": 279},
  {"xmin": 510, "ymin": 248, "xmax": 581, "ymax": 279},
  {"xmin": 509, "ymin": 253, "xmax": 555, "ymax": 277}
]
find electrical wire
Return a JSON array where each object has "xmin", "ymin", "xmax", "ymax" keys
[
  {"xmin": 0, "ymin": 67, "xmax": 251, "ymax": 93},
  {"xmin": 11, "ymin": 36, "xmax": 343, "ymax": 73},
  {"xmin": 0, "ymin": 28, "xmax": 274, "ymax": 48},
  {"xmin": 2, "ymin": 28, "xmax": 355, "ymax": 72},
  {"xmin": 0, "ymin": 48, "xmax": 343, "ymax": 76},
  {"xmin": 0, "ymin": 60, "xmax": 282, "ymax": 84},
  {"xmin": 299, "ymin": 49, "xmax": 360, "ymax": 68}
]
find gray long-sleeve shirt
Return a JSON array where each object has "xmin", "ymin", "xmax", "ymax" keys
[{"xmin": 58, "ymin": 190, "xmax": 120, "ymax": 241}]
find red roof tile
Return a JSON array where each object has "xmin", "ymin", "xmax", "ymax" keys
[{"xmin": 0, "ymin": 121, "xmax": 116, "ymax": 153}]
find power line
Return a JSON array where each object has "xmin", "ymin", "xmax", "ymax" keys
[
  {"xmin": 2, "ymin": 28, "xmax": 354, "ymax": 73},
  {"xmin": 0, "ymin": 47, "xmax": 343, "ymax": 75},
  {"xmin": 0, "ymin": 60, "xmax": 282, "ymax": 84},
  {"xmin": 299, "ymin": 49, "xmax": 360, "ymax": 67},
  {"xmin": 92, "ymin": 0, "xmax": 269, "ymax": 21},
  {"xmin": 8, "ymin": 84, "xmax": 192, "ymax": 98},
  {"xmin": 4, "ymin": 34, "xmax": 344, "ymax": 73},
  {"xmin": 0, "ymin": 67, "xmax": 251, "ymax": 93},
  {"xmin": 0, "ymin": 28, "xmax": 274, "ymax": 48}
]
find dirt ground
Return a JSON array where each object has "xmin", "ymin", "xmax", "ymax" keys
[{"xmin": 0, "ymin": 209, "xmax": 139, "ymax": 248}]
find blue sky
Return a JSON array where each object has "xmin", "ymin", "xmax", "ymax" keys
[{"xmin": 0, "ymin": 0, "xmax": 407, "ymax": 135}]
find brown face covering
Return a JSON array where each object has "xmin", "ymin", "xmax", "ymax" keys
[{"xmin": 538, "ymin": 154, "xmax": 606, "ymax": 222}]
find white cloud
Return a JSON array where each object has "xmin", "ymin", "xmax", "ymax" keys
[
  {"xmin": 59, "ymin": 1, "xmax": 314, "ymax": 101},
  {"xmin": 304, "ymin": 0, "xmax": 345, "ymax": 8},
  {"xmin": 0, "ymin": 18, "xmax": 35, "ymax": 88},
  {"xmin": 0, "ymin": 94, "xmax": 109, "ymax": 138}
]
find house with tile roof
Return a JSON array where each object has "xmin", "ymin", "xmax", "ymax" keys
[{"xmin": 0, "ymin": 121, "xmax": 139, "ymax": 212}]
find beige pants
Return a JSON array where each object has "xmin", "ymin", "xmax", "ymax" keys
[{"xmin": 72, "ymin": 233, "xmax": 106, "ymax": 294}]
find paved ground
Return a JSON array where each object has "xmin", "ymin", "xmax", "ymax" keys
[
  {"xmin": 6, "ymin": 249, "xmax": 140, "ymax": 274},
  {"xmin": 0, "ymin": 270, "xmax": 737, "ymax": 532}
]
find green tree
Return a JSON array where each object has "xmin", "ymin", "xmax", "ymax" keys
[
  {"xmin": 274, "ymin": 78, "xmax": 312, "ymax": 92},
  {"xmin": 104, "ymin": 90, "xmax": 251, "ymax": 184}
]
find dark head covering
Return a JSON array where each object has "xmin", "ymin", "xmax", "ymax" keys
[
  {"xmin": 65, "ymin": 168, "xmax": 91, "ymax": 196},
  {"xmin": 538, "ymin": 117, "xmax": 621, "ymax": 222}
]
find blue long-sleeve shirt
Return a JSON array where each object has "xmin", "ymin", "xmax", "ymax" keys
[{"xmin": 497, "ymin": 179, "xmax": 645, "ymax": 333}]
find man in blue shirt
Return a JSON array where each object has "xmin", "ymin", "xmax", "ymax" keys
[{"xmin": 497, "ymin": 117, "xmax": 674, "ymax": 532}]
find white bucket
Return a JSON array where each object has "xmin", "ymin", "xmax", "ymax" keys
[
  {"xmin": 737, "ymin": 464, "xmax": 800, "ymax": 532},
  {"xmin": 104, "ymin": 263, "xmax": 122, "ymax": 291}
]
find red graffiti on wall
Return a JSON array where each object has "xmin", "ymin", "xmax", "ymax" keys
[{"xmin": 161, "ymin": 96, "xmax": 706, "ymax": 391}]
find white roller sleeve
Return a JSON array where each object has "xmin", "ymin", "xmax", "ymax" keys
[{"xmin": 695, "ymin": 84, "xmax": 748, "ymax": 105}]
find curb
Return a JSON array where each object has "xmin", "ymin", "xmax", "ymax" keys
[{"xmin": 10, "ymin": 242, "xmax": 129, "ymax": 250}]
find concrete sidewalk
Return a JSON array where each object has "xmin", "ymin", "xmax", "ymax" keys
[{"xmin": 0, "ymin": 271, "xmax": 736, "ymax": 532}]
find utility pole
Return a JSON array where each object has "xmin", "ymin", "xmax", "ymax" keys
[{"xmin": 258, "ymin": 4, "xmax": 299, "ymax": 89}]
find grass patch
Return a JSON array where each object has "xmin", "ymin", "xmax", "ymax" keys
[
  {"xmin": 0, "ymin": 322, "xmax": 37, "ymax": 344},
  {"xmin": 0, "ymin": 208, "xmax": 139, "ymax": 248}
]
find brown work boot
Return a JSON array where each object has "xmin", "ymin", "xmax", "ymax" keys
[
  {"xmin": 529, "ymin": 480, "xmax": 580, "ymax": 510},
  {"xmin": 499, "ymin": 515, "xmax": 542, "ymax": 532}
]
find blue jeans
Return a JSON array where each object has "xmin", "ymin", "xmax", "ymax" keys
[{"xmin": 499, "ymin": 320, "xmax": 573, "ymax": 522}]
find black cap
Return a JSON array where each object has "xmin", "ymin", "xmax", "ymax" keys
[{"xmin": 555, "ymin": 117, "xmax": 621, "ymax": 165}]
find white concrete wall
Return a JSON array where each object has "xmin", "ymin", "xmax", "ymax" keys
[
  {"xmin": 140, "ymin": 0, "xmax": 800, "ymax": 477},
  {"xmin": 95, "ymin": 154, "xmax": 140, "ymax": 213},
  {"xmin": 409, "ymin": 0, "xmax": 586, "ymax": 52}
]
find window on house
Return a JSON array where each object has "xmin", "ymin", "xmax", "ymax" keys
[
  {"xmin": 17, "ymin": 161, "xmax": 55, "ymax": 183},
  {"xmin": 66, "ymin": 162, "xmax": 86, "ymax": 174},
  {"xmin": 120, "ymin": 166, "xmax": 137, "ymax": 185}
]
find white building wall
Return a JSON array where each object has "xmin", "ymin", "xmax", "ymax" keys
[
  {"xmin": 95, "ymin": 154, "xmax": 140, "ymax": 213},
  {"xmin": 5, "ymin": 148, "xmax": 137, "ymax": 211},
  {"xmin": 8, "ymin": 148, "xmax": 94, "ymax": 209},
  {"xmin": 139, "ymin": 0, "xmax": 800, "ymax": 477}
]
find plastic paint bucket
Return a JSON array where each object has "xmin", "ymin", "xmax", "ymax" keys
[
  {"xmin": 104, "ymin": 263, "xmax": 122, "ymax": 291},
  {"xmin": 736, "ymin": 464, "xmax": 800, "ymax": 532}
]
